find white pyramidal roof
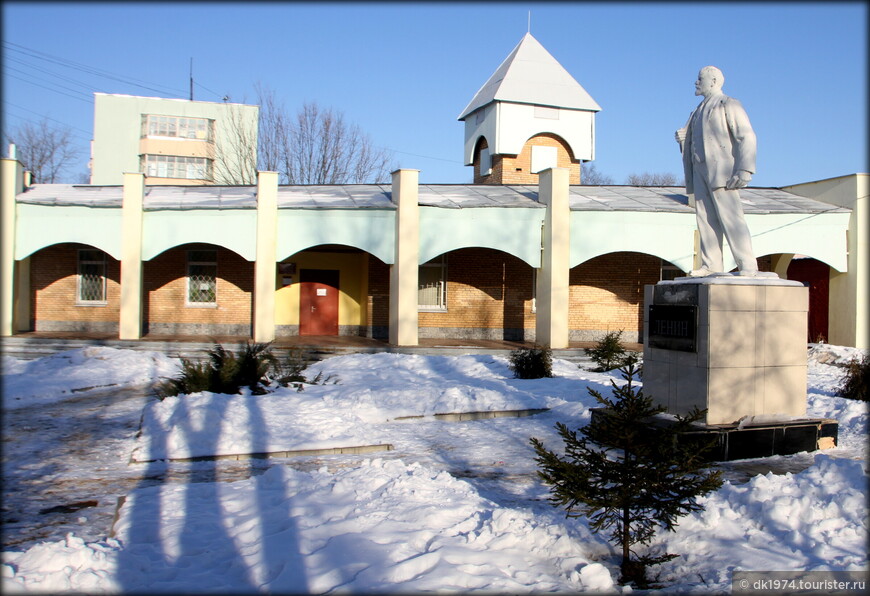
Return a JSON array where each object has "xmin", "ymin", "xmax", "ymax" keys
[{"xmin": 458, "ymin": 33, "xmax": 601, "ymax": 120}]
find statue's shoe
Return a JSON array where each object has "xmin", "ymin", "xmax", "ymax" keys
[{"xmin": 687, "ymin": 268, "xmax": 715, "ymax": 277}]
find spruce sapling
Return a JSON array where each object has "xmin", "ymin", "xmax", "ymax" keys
[{"xmin": 530, "ymin": 362, "xmax": 722, "ymax": 587}]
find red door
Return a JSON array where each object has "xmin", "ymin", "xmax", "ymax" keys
[
  {"xmin": 299, "ymin": 270, "xmax": 339, "ymax": 336},
  {"xmin": 787, "ymin": 258, "xmax": 829, "ymax": 343}
]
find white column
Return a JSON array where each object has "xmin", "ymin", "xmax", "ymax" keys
[
  {"xmin": 389, "ymin": 169, "xmax": 419, "ymax": 346},
  {"xmin": 119, "ymin": 172, "xmax": 144, "ymax": 340},
  {"xmin": 1, "ymin": 158, "xmax": 24, "ymax": 336},
  {"xmin": 254, "ymin": 171, "xmax": 278, "ymax": 342},
  {"xmin": 535, "ymin": 167, "xmax": 570, "ymax": 348}
]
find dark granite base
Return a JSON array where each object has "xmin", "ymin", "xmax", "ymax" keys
[{"xmin": 590, "ymin": 408, "xmax": 838, "ymax": 462}]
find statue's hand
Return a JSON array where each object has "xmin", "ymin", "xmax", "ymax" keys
[
  {"xmin": 675, "ymin": 128, "xmax": 687, "ymax": 144},
  {"xmin": 725, "ymin": 170, "xmax": 752, "ymax": 190}
]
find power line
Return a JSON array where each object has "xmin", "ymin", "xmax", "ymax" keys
[
  {"xmin": 3, "ymin": 113, "xmax": 93, "ymax": 146},
  {"xmin": 4, "ymin": 71, "xmax": 93, "ymax": 104},
  {"xmin": 3, "ymin": 101, "xmax": 93, "ymax": 138},
  {"xmin": 194, "ymin": 81, "xmax": 226, "ymax": 101},
  {"xmin": 5, "ymin": 41, "xmax": 462, "ymax": 169},
  {"xmin": 3, "ymin": 40, "xmax": 186, "ymax": 98},
  {"xmin": 4, "ymin": 40, "xmax": 184, "ymax": 96},
  {"xmin": 6, "ymin": 54, "xmax": 104, "ymax": 94},
  {"xmin": 5, "ymin": 64, "xmax": 93, "ymax": 101}
]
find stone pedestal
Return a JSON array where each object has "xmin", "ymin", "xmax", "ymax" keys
[{"xmin": 642, "ymin": 277, "xmax": 809, "ymax": 426}]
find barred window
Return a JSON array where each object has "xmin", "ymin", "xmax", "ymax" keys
[
  {"xmin": 143, "ymin": 154, "xmax": 212, "ymax": 181},
  {"xmin": 187, "ymin": 250, "xmax": 217, "ymax": 305},
  {"xmin": 77, "ymin": 249, "xmax": 106, "ymax": 304},
  {"xmin": 143, "ymin": 115, "xmax": 212, "ymax": 140},
  {"xmin": 418, "ymin": 256, "xmax": 447, "ymax": 311}
]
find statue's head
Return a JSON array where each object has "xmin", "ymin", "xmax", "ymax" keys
[{"xmin": 695, "ymin": 66, "xmax": 724, "ymax": 97}]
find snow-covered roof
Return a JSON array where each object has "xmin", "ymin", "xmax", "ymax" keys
[
  {"xmin": 16, "ymin": 183, "xmax": 849, "ymax": 214},
  {"xmin": 458, "ymin": 33, "xmax": 601, "ymax": 121},
  {"xmin": 14, "ymin": 184, "xmax": 259, "ymax": 210},
  {"xmin": 567, "ymin": 186, "xmax": 850, "ymax": 214},
  {"xmin": 417, "ymin": 184, "xmax": 541, "ymax": 208},
  {"xmin": 276, "ymin": 185, "xmax": 393, "ymax": 209}
]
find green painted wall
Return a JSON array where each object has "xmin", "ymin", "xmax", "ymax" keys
[
  {"xmin": 16, "ymin": 204, "xmax": 123, "ymax": 259},
  {"xmin": 419, "ymin": 207, "xmax": 544, "ymax": 266},
  {"xmin": 142, "ymin": 210, "xmax": 257, "ymax": 260},
  {"xmin": 276, "ymin": 210, "xmax": 395, "ymax": 264}
]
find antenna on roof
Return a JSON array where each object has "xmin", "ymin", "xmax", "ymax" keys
[
  {"xmin": 528, "ymin": 11, "xmax": 531, "ymax": 33},
  {"xmin": 189, "ymin": 57, "xmax": 194, "ymax": 101}
]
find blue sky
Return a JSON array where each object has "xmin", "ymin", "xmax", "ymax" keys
[{"xmin": 2, "ymin": 1, "xmax": 866, "ymax": 186}]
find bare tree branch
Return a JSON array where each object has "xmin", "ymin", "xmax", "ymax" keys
[
  {"xmin": 4, "ymin": 118, "xmax": 82, "ymax": 183},
  {"xmin": 255, "ymin": 85, "xmax": 394, "ymax": 184},
  {"xmin": 255, "ymin": 82, "xmax": 289, "ymax": 176},
  {"xmin": 211, "ymin": 102, "xmax": 259, "ymax": 185},
  {"xmin": 625, "ymin": 171, "xmax": 680, "ymax": 186},
  {"xmin": 581, "ymin": 162, "xmax": 615, "ymax": 185}
]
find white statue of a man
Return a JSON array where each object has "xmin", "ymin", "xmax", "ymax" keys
[{"xmin": 676, "ymin": 66, "xmax": 762, "ymax": 277}]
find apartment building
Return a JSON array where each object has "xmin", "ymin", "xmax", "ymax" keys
[{"xmin": 89, "ymin": 94, "xmax": 259, "ymax": 186}]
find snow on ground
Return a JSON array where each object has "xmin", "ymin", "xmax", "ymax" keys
[
  {"xmin": 135, "ymin": 354, "xmax": 607, "ymax": 461},
  {"xmin": 1, "ymin": 345, "xmax": 867, "ymax": 593},
  {"xmin": 1, "ymin": 347, "xmax": 180, "ymax": 410}
]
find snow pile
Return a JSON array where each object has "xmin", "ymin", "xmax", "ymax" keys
[
  {"xmin": 806, "ymin": 347, "xmax": 868, "ymax": 457},
  {"xmin": 808, "ymin": 342, "xmax": 867, "ymax": 366},
  {"xmin": 657, "ymin": 454, "xmax": 868, "ymax": 590},
  {"xmin": 1, "ymin": 534, "xmax": 122, "ymax": 593},
  {"xmin": 135, "ymin": 353, "xmax": 605, "ymax": 461},
  {"xmin": 3, "ymin": 459, "xmax": 614, "ymax": 594},
  {"xmin": 1, "ymin": 347, "xmax": 180, "ymax": 410},
  {"xmin": 2, "ymin": 345, "xmax": 867, "ymax": 593}
]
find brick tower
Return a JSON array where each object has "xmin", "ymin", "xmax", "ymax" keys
[{"xmin": 458, "ymin": 33, "xmax": 601, "ymax": 185}]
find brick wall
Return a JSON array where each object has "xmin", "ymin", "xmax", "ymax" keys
[
  {"xmin": 419, "ymin": 248, "xmax": 535, "ymax": 338},
  {"xmin": 474, "ymin": 133, "xmax": 581, "ymax": 185},
  {"xmin": 569, "ymin": 252, "xmax": 661, "ymax": 341},
  {"xmin": 366, "ymin": 249, "xmax": 664, "ymax": 342},
  {"xmin": 30, "ymin": 244, "xmax": 121, "ymax": 332},
  {"xmin": 143, "ymin": 245, "xmax": 253, "ymax": 335}
]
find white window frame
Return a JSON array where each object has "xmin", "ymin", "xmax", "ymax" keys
[
  {"xmin": 143, "ymin": 154, "xmax": 212, "ymax": 181},
  {"xmin": 418, "ymin": 256, "xmax": 447, "ymax": 311},
  {"xmin": 76, "ymin": 249, "xmax": 107, "ymax": 305},
  {"xmin": 143, "ymin": 115, "xmax": 212, "ymax": 141},
  {"xmin": 186, "ymin": 249, "xmax": 217, "ymax": 307}
]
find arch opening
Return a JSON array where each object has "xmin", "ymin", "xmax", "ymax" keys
[
  {"xmin": 277, "ymin": 244, "xmax": 388, "ymax": 339},
  {"xmin": 26, "ymin": 242, "xmax": 122, "ymax": 334}
]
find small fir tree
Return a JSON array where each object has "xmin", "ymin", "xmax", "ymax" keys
[
  {"xmin": 509, "ymin": 346, "xmax": 553, "ymax": 379},
  {"xmin": 584, "ymin": 330, "xmax": 633, "ymax": 372},
  {"xmin": 530, "ymin": 363, "xmax": 722, "ymax": 587}
]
